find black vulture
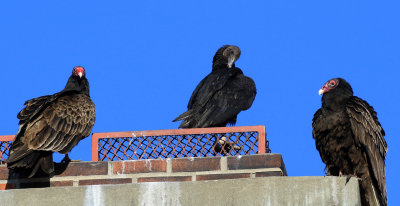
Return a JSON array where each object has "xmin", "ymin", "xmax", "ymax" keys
[
  {"xmin": 173, "ymin": 45, "xmax": 256, "ymax": 155},
  {"xmin": 173, "ymin": 45, "xmax": 256, "ymax": 128},
  {"xmin": 312, "ymin": 78, "xmax": 387, "ymax": 206},
  {"xmin": 6, "ymin": 66, "xmax": 96, "ymax": 178}
]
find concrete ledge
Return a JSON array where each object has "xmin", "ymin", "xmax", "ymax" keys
[{"xmin": 0, "ymin": 176, "xmax": 361, "ymax": 206}]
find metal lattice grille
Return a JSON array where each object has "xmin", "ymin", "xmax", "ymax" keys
[
  {"xmin": 92, "ymin": 126, "xmax": 269, "ymax": 161},
  {"xmin": 0, "ymin": 136, "xmax": 14, "ymax": 165}
]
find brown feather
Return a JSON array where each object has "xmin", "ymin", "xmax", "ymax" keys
[{"xmin": 346, "ymin": 97, "xmax": 387, "ymax": 206}]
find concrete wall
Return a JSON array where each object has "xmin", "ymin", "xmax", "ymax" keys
[{"xmin": 0, "ymin": 176, "xmax": 361, "ymax": 206}]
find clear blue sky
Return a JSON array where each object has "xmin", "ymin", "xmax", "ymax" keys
[{"xmin": 1, "ymin": 1, "xmax": 399, "ymax": 204}]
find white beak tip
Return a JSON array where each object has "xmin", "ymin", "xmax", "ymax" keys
[
  {"xmin": 78, "ymin": 72, "xmax": 83, "ymax": 78},
  {"xmin": 318, "ymin": 89, "xmax": 324, "ymax": 96}
]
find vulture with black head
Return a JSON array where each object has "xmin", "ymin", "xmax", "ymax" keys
[
  {"xmin": 6, "ymin": 66, "xmax": 96, "ymax": 178},
  {"xmin": 173, "ymin": 45, "xmax": 256, "ymax": 128},
  {"xmin": 312, "ymin": 78, "xmax": 387, "ymax": 206}
]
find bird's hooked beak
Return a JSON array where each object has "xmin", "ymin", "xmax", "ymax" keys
[
  {"xmin": 227, "ymin": 56, "xmax": 235, "ymax": 68},
  {"xmin": 318, "ymin": 83, "xmax": 330, "ymax": 95},
  {"xmin": 224, "ymin": 46, "xmax": 241, "ymax": 68},
  {"xmin": 318, "ymin": 89, "xmax": 325, "ymax": 95},
  {"xmin": 73, "ymin": 66, "xmax": 85, "ymax": 79}
]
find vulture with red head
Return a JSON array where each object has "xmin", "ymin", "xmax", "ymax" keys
[
  {"xmin": 6, "ymin": 66, "xmax": 96, "ymax": 178},
  {"xmin": 312, "ymin": 78, "xmax": 387, "ymax": 206}
]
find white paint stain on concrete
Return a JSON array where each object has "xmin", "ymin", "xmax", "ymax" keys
[
  {"xmin": 121, "ymin": 161, "xmax": 126, "ymax": 174},
  {"xmin": 330, "ymin": 177, "xmax": 339, "ymax": 206},
  {"xmin": 138, "ymin": 182, "xmax": 182, "ymax": 206},
  {"xmin": 145, "ymin": 159, "xmax": 152, "ymax": 171},
  {"xmin": 83, "ymin": 185, "xmax": 105, "ymax": 206}
]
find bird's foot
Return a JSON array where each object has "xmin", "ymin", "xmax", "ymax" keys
[
  {"xmin": 233, "ymin": 145, "xmax": 242, "ymax": 150},
  {"xmin": 61, "ymin": 154, "xmax": 71, "ymax": 164},
  {"xmin": 339, "ymin": 170, "xmax": 343, "ymax": 177},
  {"xmin": 63, "ymin": 154, "xmax": 81, "ymax": 163},
  {"xmin": 344, "ymin": 174, "xmax": 360, "ymax": 179},
  {"xmin": 54, "ymin": 154, "xmax": 73, "ymax": 175},
  {"xmin": 343, "ymin": 174, "xmax": 360, "ymax": 185}
]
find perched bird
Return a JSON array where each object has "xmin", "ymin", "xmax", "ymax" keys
[
  {"xmin": 213, "ymin": 136, "xmax": 241, "ymax": 155},
  {"xmin": 173, "ymin": 45, "xmax": 256, "ymax": 128},
  {"xmin": 6, "ymin": 66, "xmax": 96, "ymax": 178},
  {"xmin": 312, "ymin": 78, "xmax": 387, "ymax": 206}
]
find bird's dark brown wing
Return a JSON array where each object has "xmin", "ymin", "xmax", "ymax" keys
[
  {"xmin": 22, "ymin": 94, "xmax": 96, "ymax": 154},
  {"xmin": 346, "ymin": 96, "xmax": 387, "ymax": 205},
  {"xmin": 17, "ymin": 95, "xmax": 57, "ymax": 125}
]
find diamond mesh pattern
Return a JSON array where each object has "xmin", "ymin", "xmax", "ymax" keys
[
  {"xmin": 0, "ymin": 136, "xmax": 13, "ymax": 165},
  {"xmin": 0, "ymin": 127, "xmax": 269, "ymax": 163},
  {"xmin": 97, "ymin": 129, "xmax": 270, "ymax": 161}
]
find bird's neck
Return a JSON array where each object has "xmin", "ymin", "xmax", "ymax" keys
[
  {"xmin": 61, "ymin": 76, "xmax": 90, "ymax": 96},
  {"xmin": 212, "ymin": 64, "xmax": 228, "ymax": 71},
  {"xmin": 322, "ymin": 92, "xmax": 351, "ymax": 111}
]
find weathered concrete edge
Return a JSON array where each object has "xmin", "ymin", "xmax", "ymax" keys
[{"xmin": 0, "ymin": 176, "xmax": 361, "ymax": 206}]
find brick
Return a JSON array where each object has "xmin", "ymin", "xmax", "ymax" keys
[
  {"xmin": 0, "ymin": 183, "xmax": 16, "ymax": 190},
  {"xmin": 50, "ymin": 181, "xmax": 74, "ymax": 187},
  {"xmin": 79, "ymin": 178, "xmax": 132, "ymax": 186},
  {"xmin": 227, "ymin": 154, "xmax": 283, "ymax": 170},
  {"xmin": 113, "ymin": 160, "xmax": 166, "ymax": 174},
  {"xmin": 137, "ymin": 176, "xmax": 192, "ymax": 183},
  {"xmin": 56, "ymin": 162, "xmax": 108, "ymax": 177},
  {"xmin": 196, "ymin": 173, "xmax": 250, "ymax": 181},
  {"xmin": 255, "ymin": 171, "xmax": 283, "ymax": 177},
  {"xmin": 0, "ymin": 166, "xmax": 9, "ymax": 180},
  {"xmin": 172, "ymin": 157, "xmax": 220, "ymax": 172}
]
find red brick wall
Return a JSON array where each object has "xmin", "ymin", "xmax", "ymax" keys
[{"xmin": 0, "ymin": 153, "xmax": 286, "ymax": 190}]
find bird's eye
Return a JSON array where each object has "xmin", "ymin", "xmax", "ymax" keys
[{"xmin": 329, "ymin": 80, "xmax": 336, "ymax": 86}]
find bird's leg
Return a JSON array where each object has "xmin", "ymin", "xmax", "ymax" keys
[
  {"xmin": 63, "ymin": 154, "xmax": 81, "ymax": 162},
  {"xmin": 54, "ymin": 154, "xmax": 72, "ymax": 175},
  {"xmin": 339, "ymin": 170, "xmax": 343, "ymax": 177},
  {"xmin": 62, "ymin": 154, "xmax": 71, "ymax": 164},
  {"xmin": 353, "ymin": 172, "xmax": 360, "ymax": 178}
]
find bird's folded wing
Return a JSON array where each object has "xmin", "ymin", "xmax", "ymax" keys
[
  {"xmin": 22, "ymin": 94, "xmax": 96, "ymax": 154},
  {"xmin": 187, "ymin": 68, "xmax": 240, "ymax": 110},
  {"xmin": 346, "ymin": 96, "xmax": 387, "ymax": 204}
]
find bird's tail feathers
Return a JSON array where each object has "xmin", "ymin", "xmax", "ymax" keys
[
  {"xmin": 6, "ymin": 145, "xmax": 37, "ymax": 168},
  {"xmin": 359, "ymin": 176, "xmax": 386, "ymax": 206},
  {"xmin": 173, "ymin": 110, "xmax": 200, "ymax": 128},
  {"xmin": 173, "ymin": 110, "xmax": 193, "ymax": 122},
  {"xmin": 7, "ymin": 146, "xmax": 54, "ymax": 178}
]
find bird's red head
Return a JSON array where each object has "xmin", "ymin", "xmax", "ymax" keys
[
  {"xmin": 319, "ymin": 78, "xmax": 339, "ymax": 95},
  {"xmin": 73, "ymin": 66, "xmax": 85, "ymax": 78}
]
